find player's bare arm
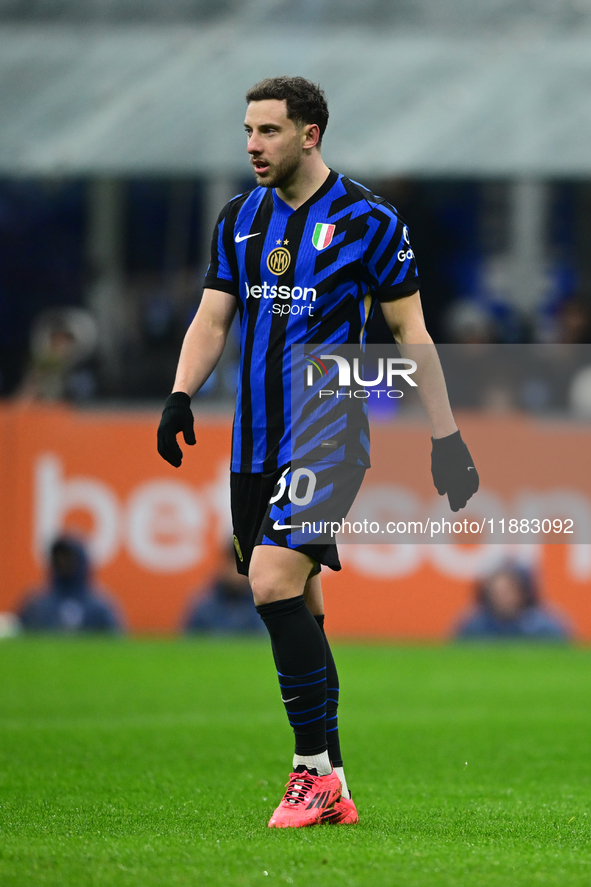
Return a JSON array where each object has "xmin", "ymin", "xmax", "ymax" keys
[
  {"xmin": 381, "ymin": 290, "xmax": 479, "ymax": 511},
  {"xmin": 157, "ymin": 289, "xmax": 236, "ymax": 467},
  {"xmin": 172, "ymin": 289, "xmax": 237, "ymax": 396},
  {"xmin": 381, "ymin": 290, "xmax": 458, "ymax": 439}
]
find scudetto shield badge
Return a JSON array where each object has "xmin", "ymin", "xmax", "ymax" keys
[
  {"xmin": 312, "ymin": 223, "xmax": 336, "ymax": 250},
  {"xmin": 267, "ymin": 247, "xmax": 291, "ymax": 275}
]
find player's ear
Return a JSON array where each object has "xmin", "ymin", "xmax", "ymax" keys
[{"xmin": 302, "ymin": 123, "xmax": 320, "ymax": 151}]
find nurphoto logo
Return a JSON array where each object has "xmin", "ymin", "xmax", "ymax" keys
[{"xmin": 305, "ymin": 353, "xmax": 418, "ymax": 396}]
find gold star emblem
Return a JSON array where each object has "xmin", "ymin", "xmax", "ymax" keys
[
  {"xmin": 284, "ymin": 239, "xmax": 289, "ymax": 245},
  {"xmin": 276, "ymin": 239, "xmax": 282, "ymax": 245}
]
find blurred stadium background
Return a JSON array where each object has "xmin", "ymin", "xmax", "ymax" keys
[{"xmin": 2, "ymin": 0, "xmax": 591, "ymax": 636}]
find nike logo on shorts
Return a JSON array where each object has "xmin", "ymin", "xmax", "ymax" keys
[
  {"xmin": 281, "ymin": 695, "xmax": 300, "ymax": 703},
  {"xmin": 272, "ymin": 520, "xmax": 302, "ymax": 531},
  {"xmin": 235, "ymin": 232, "xmax": 260, "ymax": 243}
]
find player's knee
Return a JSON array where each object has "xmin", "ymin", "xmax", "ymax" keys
[
  {"xmin": 249, "ymin": 545, "xmax": 312, "ymax": 605},
  {"xmin": 249, "ymin": 573, "xmax": 298, "ymax": 606},
  {"xmin": 249, "ymin": 576, "xmax": 280, "ymax": 606}
]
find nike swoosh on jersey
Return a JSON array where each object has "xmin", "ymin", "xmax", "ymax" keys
[
  {"xmin": 281, "ymin": 695, "xmax": 300, "ymax": 703},
  {"xmin": 272, "ymin": 520, "xmax": 302, "ymax": 531},
  {"xmin": 235, "ymin": 232, "xmax": 260, "ymax": 243}
]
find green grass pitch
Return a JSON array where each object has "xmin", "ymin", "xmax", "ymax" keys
[{"xmin": 1, "ymin": 637, "xmax": 590, "ymax": 886}]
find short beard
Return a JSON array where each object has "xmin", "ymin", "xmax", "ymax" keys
[{"xmin": 253, "ymin": 151, "xmax": 301, "ymax": 190}]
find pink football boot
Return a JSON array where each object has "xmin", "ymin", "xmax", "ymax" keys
[
  {"xmin": 268, "ymin": 766, "xmax": 342, "ymax": 828},
  {"xmin": 319, "ymin": 793, "xmax": 359, "ymax": 824}
]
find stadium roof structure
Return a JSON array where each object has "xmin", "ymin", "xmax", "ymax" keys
[{"xmin": 3, "ymin": 24, "xmax": 591, "ymax": 178}]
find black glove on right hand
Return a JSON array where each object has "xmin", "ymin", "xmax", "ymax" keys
[
  {"xmin": 157, "ymin": 392, "xmax": 196, "ymax": 467},
  {"xmin": 431, "ymin": 430, "xmax": 479, "ymax": 512}
]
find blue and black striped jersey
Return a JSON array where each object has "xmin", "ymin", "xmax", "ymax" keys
[{"xmin": 204, "ymin": 170, "xmax": 420, "ymax": 474}]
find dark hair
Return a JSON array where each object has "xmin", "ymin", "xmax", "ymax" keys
[
  {"xmin": 476, "ymin": 564, "xmax": 538, "ymax": 611},
  {"xmin": 245, "ymin": 76, "xmax": 329, "ymax": 144}
]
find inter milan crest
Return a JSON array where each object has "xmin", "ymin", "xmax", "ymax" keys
[
  {"xmin": 312, "ymin": 223, "xmax": 335, "ymax": 250},
  {"xmin": 267, "ymin": 247, "xmax": 291, "ymax": 275}
]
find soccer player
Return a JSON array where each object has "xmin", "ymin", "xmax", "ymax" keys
[{"xmin": 157, "ymin": 76, "xmax": 478, "ymax": 828}]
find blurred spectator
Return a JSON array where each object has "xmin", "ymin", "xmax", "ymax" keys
[
  {"xmin": 519, "ymin": 344, "xmax": 589, "ymax": 414},
  {"xmin": 439, "ymin": 302, "xmax": 517, "ymax": 411},
  {"xmin": 570, "ymin": 362, "xmax": 591, "ymax": 418},
  {"xmin": 18, "ymin": 536, "xmax": 123, "ymax": 632},
  {"xmin": 540, "ymin": 297, "xmax": 591, "ymax": 417},
  {"xmin": 182, "ymin": 544, "xmax": 264, "ymax": 636},
  {"xmin": 444, "ymin": 300, "xmax": 498, "ymax": 345},
  {"xmin": 555, "ymin": 297, "xmax": 591, "ymax": 344},
  {"xmin": 17, "ymin": 307, "xmax": 98, "ymax": 403},
  {"xmin": 454, "ymin": 564, "xmax": 571, "ymax": 641}
]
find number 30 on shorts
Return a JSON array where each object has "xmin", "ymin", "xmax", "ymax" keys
[{"xmin": 269, "ymin": 467, "xmax": 317, "ymax": 507}]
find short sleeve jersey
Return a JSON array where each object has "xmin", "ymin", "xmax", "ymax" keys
[{"xmin": 204, "ymin": 170, "xmax": 420, "ymax": 474}]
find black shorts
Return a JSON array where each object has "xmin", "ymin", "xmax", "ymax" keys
[{"xmin": 230, "ymin": 462, "xmax": 366, "ymax": 576}]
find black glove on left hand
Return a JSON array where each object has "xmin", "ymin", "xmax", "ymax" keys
[
  {"xmin": 157, "ymin": 391, "xmax": 196, "ymax": 468},
  {"xmin": 431, "ymin": 430, "xmax": 479, "ymax": 512}
]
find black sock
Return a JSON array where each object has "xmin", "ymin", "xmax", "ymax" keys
[
  {"xmin": 314, "ymin": 614, "xmax": 343, "ymax": 768},
  {"xmin": 256, "ymin": 596, "xmax": 327, "ymax": 755}
]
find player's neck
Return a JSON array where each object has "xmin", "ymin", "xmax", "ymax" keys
[{"xmin": 275, "ymin": 154, "xmax": 331, "ymax": 210}]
